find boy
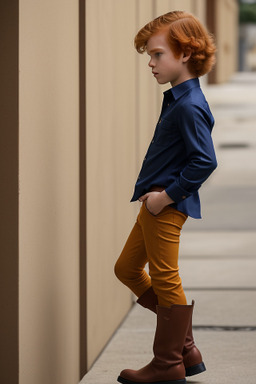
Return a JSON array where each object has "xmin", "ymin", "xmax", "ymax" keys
[{"xmin": 115, "ymin": 11, "xmax": 217, "ymax": 384}]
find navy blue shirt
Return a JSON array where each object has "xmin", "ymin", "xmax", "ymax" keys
[{"xmin": 131, "ymin": 78, "xmax": 217, "ymax": 219}]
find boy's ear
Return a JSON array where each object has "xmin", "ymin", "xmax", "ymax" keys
[{"xmin": 182, "ymin": 48, "xmax": 192, "ymax": 63}]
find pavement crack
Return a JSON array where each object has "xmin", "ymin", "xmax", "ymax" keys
[
  {"xmin": 193, "ymin": 325, "xmax": 256, "ymax": 331},
  {"xmin": 185, "ymin": 287, "xmax": 256, "ymax": 291}
]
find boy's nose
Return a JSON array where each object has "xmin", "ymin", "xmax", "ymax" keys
[{"xmin": 148, "ymin": 59, "xmax": 154, "ymax": 68}]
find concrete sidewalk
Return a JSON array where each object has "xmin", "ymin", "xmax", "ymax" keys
[{"xmin": 81, "ymin": 73, "xmax": 256, "ymax": 384}]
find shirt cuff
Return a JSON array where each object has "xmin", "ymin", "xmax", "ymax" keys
[{"xmin": 165, "ymin": 180, "xmax": 192, "ymax": 203}]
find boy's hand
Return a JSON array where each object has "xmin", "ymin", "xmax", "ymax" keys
[{"xmin": 139, "ymin": 190, "xmax": 174, "ymax": 216}]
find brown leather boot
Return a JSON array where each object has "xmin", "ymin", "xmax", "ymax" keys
[
  {"xmin": 137, "ymin": 287, "xmax": 206, "ymax": 377},
  {"xmin": 117, "ymin": 303, "xmax": 193, "ymax": 384}
]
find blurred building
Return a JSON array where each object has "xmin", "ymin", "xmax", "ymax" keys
[
  {"xmin": 240, "ymin": 24, "xmax": 256, "ymax": 70},
  {"xmin": 239, "ymin": 0, "xmax": 256, "ymax": 71},
  {"xmin": 0, "ymin": 1, "xmax": 238, "ymax": 384}
]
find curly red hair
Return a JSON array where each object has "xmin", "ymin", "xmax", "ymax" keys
[{"xmin": 134, "ymin": 11, "xmax": 216, "ymax": 77}]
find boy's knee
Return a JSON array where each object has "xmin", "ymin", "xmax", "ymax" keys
[{"xmin": 114, "ymin": 258, "xmax": 139, "ymax": 282}]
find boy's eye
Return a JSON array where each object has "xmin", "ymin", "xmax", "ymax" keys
[{"xmin": 155, "ymin": 52, "xmax": 162, "ymax": 58}]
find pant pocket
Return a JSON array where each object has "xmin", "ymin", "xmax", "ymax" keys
[{"xmin": 144, "ymin": 201, "xmax": 161, "ymax": 217}]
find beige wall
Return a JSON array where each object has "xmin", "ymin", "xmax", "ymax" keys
[
  {"xmin": 215, "ymin": 0, "xmax": 239, "ymax": 83},
  {"xmin": 19, "ymin": 1, "xmax": 80, "ymax": 383},
  {"xmin": 85, "ymin": 0, "xmax": 137, "ymax": 369}
]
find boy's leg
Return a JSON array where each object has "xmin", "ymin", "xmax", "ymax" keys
[
  {"xmin": 140, "ymin": 202, "xmax": 187, "ymax": 307},
  {"xmin": 116, "ymin": 203, "xmax": 206, "ymax": 382},
  {"xmin": 114, "ymin": 208, "xmax": 151, "ymax": 297}
]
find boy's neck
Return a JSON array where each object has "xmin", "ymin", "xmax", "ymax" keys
[{"xmin": 171, "ymin": 72, "xmax": 196, "ymax": 88}]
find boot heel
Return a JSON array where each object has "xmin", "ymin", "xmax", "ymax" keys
[{"xmin": 185, "ymin": 362, "xmax": 206, "ymax": 376}]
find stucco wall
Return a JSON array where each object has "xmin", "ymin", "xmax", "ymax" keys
[{"xmin": 19, "ymin": 1, "xmax": 80, "ymax": 383}]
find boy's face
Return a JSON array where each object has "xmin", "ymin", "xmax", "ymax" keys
[{"xmin": 146, "ymin": 31, "xmax": 192, "ymax": 87}]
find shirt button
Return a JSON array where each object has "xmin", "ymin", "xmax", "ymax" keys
[
  {"xmin": 143, "ymin": 157, "xmax": 147, "ymax": 161},
  {"xmin": 159, "ymin": 119, "xmax": 162, "ymax": 124},
  {"xmin": 152, "ymin": 140, "xmax": 154, "ymax": 143},
  {"xmin": 182, "ymin": 196, "xmax": 186, "ymax": 199}
]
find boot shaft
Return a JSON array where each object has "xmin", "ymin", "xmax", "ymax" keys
[{"xmin": 153, "ymin": 303, "xmax": 194, "ymax": 366}]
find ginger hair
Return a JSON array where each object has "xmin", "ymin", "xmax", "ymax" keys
[{"xmin": 134, "ymin": 11, "xmax": 216, "ymax": 77}]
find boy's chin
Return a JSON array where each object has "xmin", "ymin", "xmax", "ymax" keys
[{"xmin": 156, "ymin": 79, "xmax": 169, "ymax": 85}]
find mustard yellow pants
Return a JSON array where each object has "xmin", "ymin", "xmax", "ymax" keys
[{"xmin": 114, "ymin": 202, "xmax": 188, "ymax": 307}]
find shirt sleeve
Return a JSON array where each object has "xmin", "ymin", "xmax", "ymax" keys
[{"xmin": 165, "ymin": 102, "xmax": 217, "ymax": 203}]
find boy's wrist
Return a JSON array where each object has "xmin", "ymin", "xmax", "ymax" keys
[{"xmin": 159, "ymin": 190, "xmax": 175, "ymax": 206}]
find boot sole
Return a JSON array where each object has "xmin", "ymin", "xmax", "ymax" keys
[
  {"xmin": 117, "ymin": 376, "xmax": 186, "ymax": 384},
  {"xmin": 185, "ymin": 362, "xmax": 206, "ymax": 376}
]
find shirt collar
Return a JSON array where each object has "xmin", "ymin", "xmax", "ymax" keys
[{"xmin": 164, "ymin": 78, "xmax": 200, "ymax": 101}]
